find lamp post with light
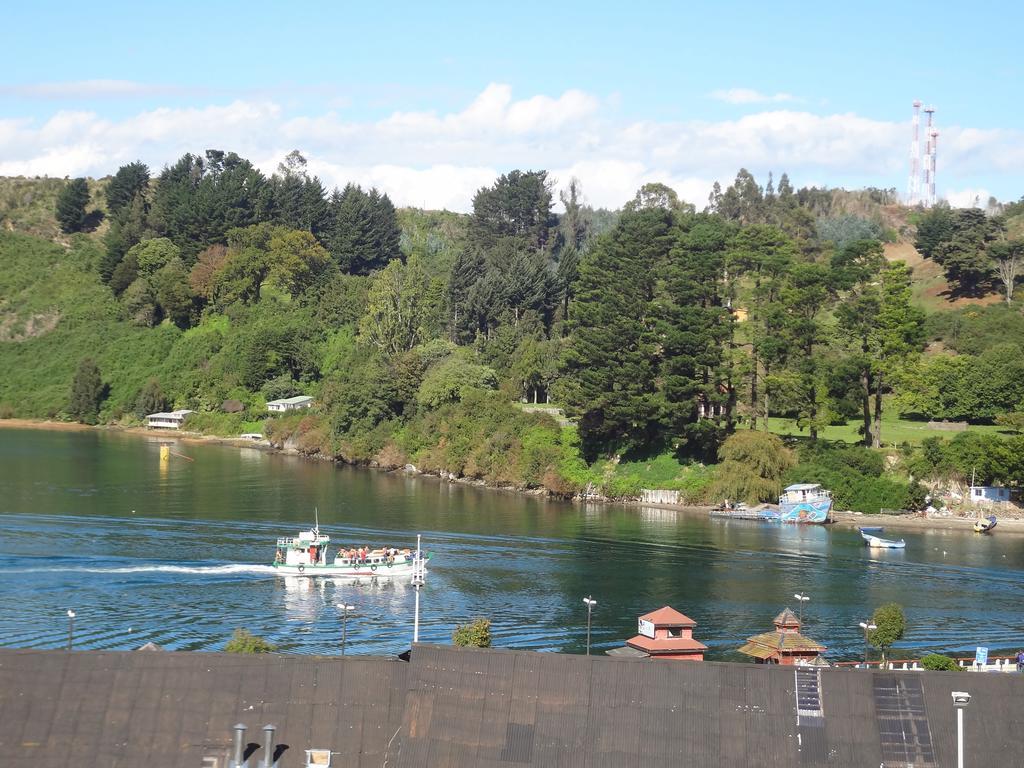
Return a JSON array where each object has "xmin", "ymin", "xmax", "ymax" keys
[
  {"xmin": 859, "ymin": 621, "xmax": 877, "ymax": 668},
  {"xmin": 793, "ymin": 593, "xmax": 810, "ymax": 627},
  {"xmin": 582, "ymin": 596, "xmax": 596, "ymax": 656},
  {"xmin": 66, "ymin": 609, "xmax": 76, "ymax": 651},
  {"xmin": 337, "ymin": 603, "xmax": 355, "ymax": 656},
  {"xmin": 952, "ymin": 691, "xmax": 970, "ymax": 768}
]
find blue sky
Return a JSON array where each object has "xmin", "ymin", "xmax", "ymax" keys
[{"xmin": 3, "ymin": 1, "xmax": 1022, "ymax": 210}]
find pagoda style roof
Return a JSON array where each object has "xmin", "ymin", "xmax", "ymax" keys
[
  {"xmin": 638, "ymin": 606, "xmax": 697, "ymax": 627},
  {"xmin": 774, "ymin": 608, "xmax": 801, "ymax": 627},
  {"xmin": 738, "ymin": 630, "xmax": 826, "ymax": 660}
]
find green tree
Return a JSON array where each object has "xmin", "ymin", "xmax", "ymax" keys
[
  {"xmin": 326, "ymin": 184, "xmax": 401, "ymax": 274},
  {"xmin": 920, "ymin": 653, "xmax": 959, "ymax": 671},
  {"xmin": 128, "ymin": 237, "xmax": 181, "ymax": 276},
  {"xmin": 101, "ymin": 191, "xmax": 151, "ymax": 284},
  {"xmin": 134, "ymin": 378, "xmax": 167, "ymax": 418},
  {"xmin": 468, "ymin": 170, "xmax": 555, "ymax": 251},
  {"xmin": 417, "ymin": 357, "xmax": 499, "ymax": 408},
  {"xmin": 990, "ymin": 239, "xmax": 1023, "ymax": 304},
  {"xmin": 105, "ymin": 161, "xmax": 150, "ymax": 215},
  {"xmin": 265, "ymin": 228, "xmax": 334, "ymax": 298},
  {"xmin": 359, "ymin": 255, "xmax": 432, "ymax": 357},
  {"xmin": 224, "ymin": 628, "xmax": 277, "ymax": 654},
  {"xmin": 729, "ymin": 224, "xmax": 795, "ymax": 427},
  {"xmin": 55, "ymin": 178, "xmax": 90, "ymax": 233},
  {"xmin": 709, "ymin": 430, "xmax": 795, "ymax": 503},
  {"xmin": 151, "ymin": 257, "xmax": 195, "ymax": 327},
  {"xmin": 452, "ymin": 618, "xmax": 492, "ymax": 648},
  {"xmin": 67, "ymin": 358, "xmax": 105, "ymax": 424},
  {"xmin": 563, "ymin": 208, "xmax": 671, "ymax": 458},
  {"xmin": 867, "ymin": 603, "xmax": 906, "ymax": 666},
  {"xmin": 660, "ymin": 214, "xmax": 733, "ymax": 454}
]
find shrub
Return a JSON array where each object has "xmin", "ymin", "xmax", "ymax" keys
[
  {"xmin": 709, "ymin": 431, "xmax": 795, "ymax": 504},
  {"xmin": 920, "ymin": 653, "xmax": 959, "ymax": 671},
  {"xmin": 452, "ymin": 618, "xmax": 492, "ymax": 648},
  {"xmin": 867, "ymin": 603, "xmax": 906, "ymax": 665},
  {"xmin": 225, "ymin": 628, "xmax": 276, "ymax": 654}
]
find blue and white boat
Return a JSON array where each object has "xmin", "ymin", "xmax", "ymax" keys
[{"xmin": 778, "ymin": 484, "xmax": 833, "ymax": 524}]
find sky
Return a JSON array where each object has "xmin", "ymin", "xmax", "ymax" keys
[{"xmin": 2, "ymin": 0, "xmax": 1022, "ymax": 212}]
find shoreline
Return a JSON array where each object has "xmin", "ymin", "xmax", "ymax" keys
[{"xmin": 4, "ymin": 418, "xmax": 1022, "ymax": 533}]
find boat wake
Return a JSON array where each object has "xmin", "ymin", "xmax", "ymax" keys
[{"xmin": 4, "ymin": 563, "xmax": 278, "ymax": 576}]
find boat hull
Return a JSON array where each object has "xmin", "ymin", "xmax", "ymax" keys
[
  {"xmin": 779, "ymin": 499, "xmax": 832, "ymax": 524},
  {"xmin": 271, "ymin": 561, "xmax": 420, "ymax": 578}
]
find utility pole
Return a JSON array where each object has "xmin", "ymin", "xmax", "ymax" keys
[{"xmin": 582, "ymin": 596, "xmax": 596, "ymax": 655}]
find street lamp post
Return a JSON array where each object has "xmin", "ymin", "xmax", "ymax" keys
[
  {"xmin": 337, "ymin": 604, "xmax": 355, "ymax": 656},
  {"xmin": 582, "ymin": 596, "xmax": 596, "ymax": 656},
  {"xmin": 793, "ymin": 593, "xmax": 810, "ymax": 627},
  {"xmin": 952, "ymin": 691, "xmax": 970, "ymax": 768},
  {"xmin": 66, "ymin": 609, "xmax": 76, "ymax": 651},
  {"xmin": 859, "ymin": 621, "xmax": 877, "ymax": 668}
]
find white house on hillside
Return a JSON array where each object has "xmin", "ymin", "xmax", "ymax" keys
[
  {"xmin": 969, "ymin": 485, "xmax": 1012, "ymax": 504},
  {"xmin": 146, "ymin": 410, "xmax": 194, "ymax": 429},
  {"xmin": 267, "ymin": 395, "xmax": 314, "ymax": 413}
]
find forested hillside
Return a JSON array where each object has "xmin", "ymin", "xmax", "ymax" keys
[{"xmin": 2, "ymin": 155, "xmax": 1023, "ymax": 511}]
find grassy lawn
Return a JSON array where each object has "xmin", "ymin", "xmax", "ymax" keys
[{"xmin": 764, "ymin": 415, "xmax": 1007, "ymax": 446}]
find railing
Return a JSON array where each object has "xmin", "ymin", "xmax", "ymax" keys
[{"xmin": 833, "ymin": 655, "xmax": 1021, "ymax": 672}]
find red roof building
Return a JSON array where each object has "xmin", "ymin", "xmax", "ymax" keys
[
  {"xmin": 737, "ymin": 608, "xmax": 826, "ymax": 665},
  {"xmin": 623, "ymin": 606, "xmax": 707, "ymax": 661}
]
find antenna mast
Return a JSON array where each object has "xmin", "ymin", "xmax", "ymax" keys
[
  {"xmin": 923, "ymin": 106, "xmax": 936, "ymax": 207},
  {"xmin": 908, "ymin": 100, "xmax": 921, "ymax": 205}
]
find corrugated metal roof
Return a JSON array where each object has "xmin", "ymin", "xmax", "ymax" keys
[{"xmin": 2, "ymin": 645, "xmax": 1023, "ymax": 767}]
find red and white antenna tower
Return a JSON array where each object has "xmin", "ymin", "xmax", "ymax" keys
[
  {"xmin": 923, "ymin": 106, "xmax": 936, "ymax": 207},
  {"xmin": 908, "ymin": 100, "xmax": 922, "ymax": 205},
  {"xmin": 928, "ymin": 129, "xmax": 939, "ymax": 207}
]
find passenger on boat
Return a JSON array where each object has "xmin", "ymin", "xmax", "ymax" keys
[
  {"xmin": 274, "ymin": 549, "xmax": 283, "ymax": 564},
  {"xmin": 309, "ymin": 545, "xmax": 318, "ymax": 564}
]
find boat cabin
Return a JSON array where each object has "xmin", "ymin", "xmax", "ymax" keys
[
  {"xmin": 276, "ymin": 530, "xmax": 331, "ymax": 567},
  {"xmin": 780, "ymin": 483, "xmax": 831, "ymax": 505}
]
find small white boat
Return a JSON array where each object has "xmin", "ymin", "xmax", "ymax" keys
[
  {"xmin": 271, "ymin": 524, "xmax": 426, "ymax": 578},
  {"xmin": 859, "ymin": 529, "xmax": 905, "ymax": 549}
]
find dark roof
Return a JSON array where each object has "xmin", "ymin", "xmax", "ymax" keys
[
  {"xmin": 0, "ymin": 648, "xmax": 406, "ymax": 768},
  {"xmin": 2, "ymin": 645, "xmax": 1023, "ymax": 767}
]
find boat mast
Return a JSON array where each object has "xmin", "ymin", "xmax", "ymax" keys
[
  {"xmin": 413, "ymin": 534, "xmax": 424, "ymax": 644},
  {"xmin": 314, "ymin": 507, "xmax": 320, "ymax": 537}
]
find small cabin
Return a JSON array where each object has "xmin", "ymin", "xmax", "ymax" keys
[
  {"xmin": 618, "ymin": 606, "xmax": 707, "ymax": 661},
  {"xmin": 780, "ymin": 483, "xmax": 831, "ymax": 504},
  {"xmin": 969, "ymin": 485, "xmax": 1012, "ymax": 505},
  {"xmin": 267, "ymin": 395, "xmax": 314, "ymax": 413},
  {"xmin": 146, "ymin": 410, "xmax": 194, "ymax": 430}
]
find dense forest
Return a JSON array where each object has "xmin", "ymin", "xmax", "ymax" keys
[{"xmin": 3, "ymin": 151, "xmax": 1024, "ymax": 512}]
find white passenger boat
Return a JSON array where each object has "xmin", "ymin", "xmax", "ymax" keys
[{"xmin": 271, "ymin": 524, "xmax": 426, "ymax": 578}]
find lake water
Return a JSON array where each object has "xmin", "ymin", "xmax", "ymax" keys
[{"xmin": 1, "ymin": 427, "xmax": 1022, "ymax": 661}]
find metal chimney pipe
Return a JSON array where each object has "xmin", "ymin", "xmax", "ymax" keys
[
  {"xmin": 261, "ymin": 725, "xmax": 276, "ymax": 768},
  {"xmin": 231, "ymin": 723, "xmax": 247, "ymax": 768}
]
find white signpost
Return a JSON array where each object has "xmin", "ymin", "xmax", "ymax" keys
[{"xmin": 638, "ymin": 618, "xmax": 655, "ymax": 639}]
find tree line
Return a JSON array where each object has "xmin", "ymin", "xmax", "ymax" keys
[{"xmin": 51, "ymin": 153, "xmax": 1024, "ymax": 473}]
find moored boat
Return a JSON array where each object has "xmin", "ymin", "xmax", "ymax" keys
[
  {"xmin": 973, "ymin": 515, "xmax": 997, "ymax": 533},
  {"xmin": 271, "ymin": 525, "xmax": 426, "ymax": 578},
  {"xmin": 859, "ymin": 528, "xmax": 905, "ymax": 549},
  {"xmin": 778, "ymin": 484, "xmax": 833, "ymax": 524}
]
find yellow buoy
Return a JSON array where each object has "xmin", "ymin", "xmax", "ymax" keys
[{"xmin": 159, "ymin": 445, "xmax": 170, "ymax": 463}]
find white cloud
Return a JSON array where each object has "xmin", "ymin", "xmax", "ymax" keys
[
  {"xmin": 1, "ymin": 83, "xmax": 1021, "ymax": 212},
  {"xmin": 710, "ymin": 88, "xmax": 796, "ymax": 105}
]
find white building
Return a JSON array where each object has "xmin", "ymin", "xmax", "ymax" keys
[
  {"xmin": 146, "ymin": 410, "xmax": 194, "ymax": 430},
  {"xmin": 267, "ymin": 395, "xmax": 314, "ymax": 413},
  {"xmin": 969, "ymin": 486, "xmax": 1012, "ymax": 504}
]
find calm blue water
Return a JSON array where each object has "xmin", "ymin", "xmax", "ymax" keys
[{"xmin": 1, "ymin": 427, "xmax": 1022, "ymax": 661}]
